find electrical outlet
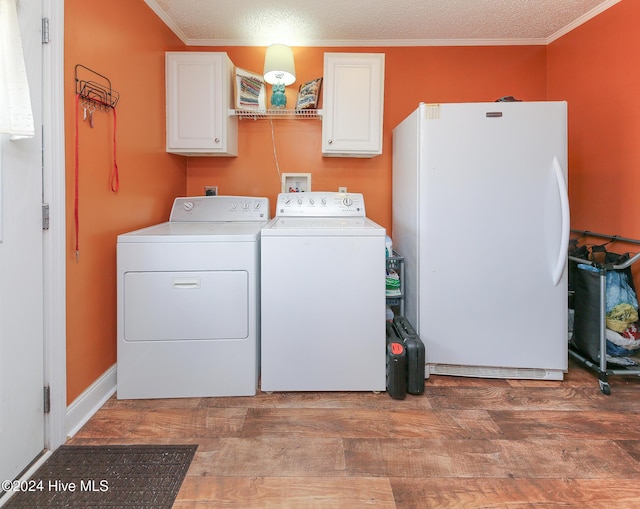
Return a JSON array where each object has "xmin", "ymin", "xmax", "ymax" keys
[
  {"xmin": 204, "ymin": 186, "xmax": 218, "ymax": 196},
  {"xmin": 338, "ymin": 186, "xmax": 347, "ymax": 193}
]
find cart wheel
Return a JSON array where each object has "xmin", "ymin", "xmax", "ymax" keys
[{"xmin": 599, "ymin": 380, "xmax": 611, "ymax": 395}]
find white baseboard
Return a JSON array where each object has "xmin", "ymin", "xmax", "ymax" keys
[{"xmin": 65, "ymin": 364, "xmax": 117, "ymax": 438}]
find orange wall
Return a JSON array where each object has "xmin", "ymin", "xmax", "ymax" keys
[
  {"xmin": 548, "ymin": 0, "xmax": 640, "ymax": 237},
  {"xmin": 64, "ymin": 0, "xmax": 186, "ymax": 402},
  {"xmin": 186, "ymin": 45, "xmax": 548, "ymax": 229},
  {"xmin": 63, "ymin": 3, "xmax": 548, "ymax": 403},
  {"xmin": 548, "ymin": 0, "xmax": 640, "ymax": 274},
  {"xmin": 64, "ymin": 1, "xmax": 633, "ymax": 404}
]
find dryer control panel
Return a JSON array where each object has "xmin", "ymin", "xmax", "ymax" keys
[
  {"xmin": 169, "ymin": 196, "xmax": 270, "ymax": 222},
  {"xmin": 275, "ymin": 192, "xmax": 366, "ymax": 217}
]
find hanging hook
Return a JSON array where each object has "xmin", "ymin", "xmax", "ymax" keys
[
  {"xmin": 88, "ymin": 102, "xmax": 96, "ymax": 128},
  {"xmin": 81, "ymin": 98, "xmax": 90, "ymax": 121}
]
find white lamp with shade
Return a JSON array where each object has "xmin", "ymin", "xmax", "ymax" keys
[{"xmin": 263, "ymin": 44, "xmax": 296, "ymax": 109}]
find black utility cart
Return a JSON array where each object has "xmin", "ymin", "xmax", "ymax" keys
[{"xmin": 569, "ymin": 229, "xmax": 640, "ymax": 395}]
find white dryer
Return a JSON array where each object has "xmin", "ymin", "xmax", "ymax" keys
[
  {"xmin": 260, "ymin": 192, "xmax": 386, "ymax": 392},
  {"xmin": 117, "ymin": 196, "xmax": 269, "ymax": 399}
]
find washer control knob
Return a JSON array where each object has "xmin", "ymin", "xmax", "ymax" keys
[
  {"xmin": 309, "ymin": 198, "xmax": 315, "ymax": 205},
  {"xmin": 230, "ymin": 202, "xmax": 237, "ymax": 209},
  {"xmin": 342, "ymin": 196, "xmax": 353, "ymax": 207},
  {"xmin": 243, "ymin": 202, "xmax": 249, "ymax": 209},
  {"xmin": 254, "ymin": 201, "xmax": 262, "ymax": 209},
  {"xmin": 297, "ymin": 198, "xmax": 303, "ymax": 205},
  {"xmin": 183, "ymin": 201, "xmax": 194, "ymax": 211}
]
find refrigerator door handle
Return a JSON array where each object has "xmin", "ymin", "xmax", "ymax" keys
[{"xmin": 552, "ymin": 156, "xmax": 570, "ymax": 286}]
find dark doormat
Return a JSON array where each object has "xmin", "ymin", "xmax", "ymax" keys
[{"xmin": 1, "ymin": 444, "xmax": 197, "ymax": 508}]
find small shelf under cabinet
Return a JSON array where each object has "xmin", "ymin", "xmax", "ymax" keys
[{"xmin": 232, "ymin": 109, "xmax": 322, "ymax": 120}]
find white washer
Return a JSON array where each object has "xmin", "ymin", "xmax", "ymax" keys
[
  {"xmin": 260, "ymin": 192, "xmax": 386, "ymax": 392},
  {"xmin": 117, "ymin": 196, "xmax": 269, "ymax": 399}
]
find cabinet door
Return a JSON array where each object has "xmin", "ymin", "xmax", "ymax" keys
[
  {"xmin": 322, "ymin": 53, "xmax": 385, "ymax": 157},
  {"xmin": 166, "ymin": 52, "xmax": 238, "ymax": 156}
]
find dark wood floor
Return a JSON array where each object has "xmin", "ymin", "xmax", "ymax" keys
[{"xmin": 70, "ymin": 359, "xmax": 640, "ymax": 508}]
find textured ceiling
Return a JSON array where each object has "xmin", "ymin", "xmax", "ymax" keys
[{"xmin": 144, "ymin": 0, "xmax": 620, "ymax": 47}]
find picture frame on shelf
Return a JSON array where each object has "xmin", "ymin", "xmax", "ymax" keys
[
  {"xmin": 234, "ymin": 67, "xmax": 266, "ymax": 111},
  {"xmin": 295, "ymin": 77, "xmax": 322, "ymax": 110}
]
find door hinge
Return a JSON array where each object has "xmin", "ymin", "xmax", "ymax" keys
[
  {"xmin": 43, "ymin": 386, "xmax": 51, "ymax": 414},
  {"xmin": 42, "ymin": 203, "xmax": 49, "ymax": 230},
  {"xmin": 42, "ymin": 17, "xmax": 50, "ymax": 44}
]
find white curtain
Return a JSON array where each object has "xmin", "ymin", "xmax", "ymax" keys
[{"xmin": 0, "ymin": 0, "xmax": 34, "ymax": 139}]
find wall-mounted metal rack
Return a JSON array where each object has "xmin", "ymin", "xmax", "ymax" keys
[
  {"xmin": 72, "ymin": 64, "xmax": 121, "ymax": 261},
  {"xmin": 75, "ymin": 64, "xmax": 120, "ymax": 110}
]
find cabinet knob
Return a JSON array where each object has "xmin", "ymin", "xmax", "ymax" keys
[
  {"xmin": 328, "ymin": 139, "xmax": 333, "ymax": 144},
  {"xmin": 214, "ymin": 138, "xmax": 220, "ymax": 143}
]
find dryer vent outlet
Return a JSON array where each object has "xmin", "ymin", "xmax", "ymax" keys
[{"xmin": 204, "ymin": 186, "xmax": 218, "ymax": 196}]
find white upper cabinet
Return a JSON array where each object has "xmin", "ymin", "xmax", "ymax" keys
[
  {"xmin": 166, "ymin": 52, "xmax": 238, "ymax": 156},
  {"xmin": 322, "ymin": 53, "xmax": 385, "ymax": 158}
]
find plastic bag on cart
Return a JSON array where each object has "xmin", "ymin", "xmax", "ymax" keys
[{"xmin": 605, "ymin": 271, "xmax": 638, "ymax": 312}]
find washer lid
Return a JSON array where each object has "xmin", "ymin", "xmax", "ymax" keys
[
  {"xmin": 261, "ymin": 216, "xmax": 385, "ymax": 236},
  {"xmin": 118, "ymin": 221, "xmax": 266, "ymax": 243}
]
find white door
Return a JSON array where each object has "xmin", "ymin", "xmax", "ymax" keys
[{"xmin": 0, "ymin": 0, "xmax": 45, "ymax": 483}]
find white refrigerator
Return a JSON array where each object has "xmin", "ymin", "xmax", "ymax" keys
[{"xmin": 392, "ymin": 101, "xmax": 569, "ymax": 380}]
